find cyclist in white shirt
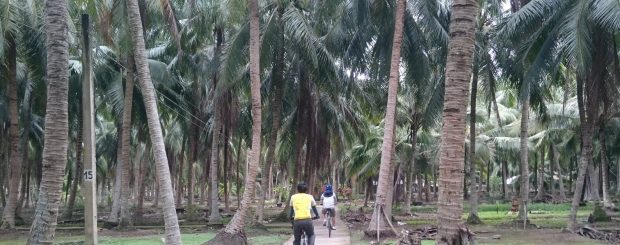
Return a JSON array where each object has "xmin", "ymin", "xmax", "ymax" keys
[{"xmin": 320, "ymin": 184, "xmax": 337, "ymax": 230}]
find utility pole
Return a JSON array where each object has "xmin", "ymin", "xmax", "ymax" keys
[{"xmin": 81, "ymin": 13, "xmax": 98, "ymax": 245}]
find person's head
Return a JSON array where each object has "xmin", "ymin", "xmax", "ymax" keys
[
  {"xmin": 324, "ymin": 184, "xmax": 333, "ymax": 197},
  {"xmin": 297, "ymin": 183, "xmax": 308, "ymax": 193}
]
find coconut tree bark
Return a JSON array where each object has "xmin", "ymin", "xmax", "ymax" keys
[
  {"xmin": 136, "ymin": 146, "xmax": 147, "ymax": 217},
  {"xmin": 569, "ymin": 77, "xmax": 594, "ymax": 231},
  {"xmin": 517, "ymin": 92, "xmax": 530, "ymax": 221},
  {"xmin": 63, "ymin": 122, "xmax": 83, "ymax": 220},
  {"xmin": 435, "ymin": 0, "xmax": 478, "ymax": 243},
  {"xmin": 599, "ymin": 123, "xmax": 614, "ymax": 208},
  {"xmin": 208, "ymin": 27, "xmax": 224, "ymax": 223},
  {"xmin": 256, "ymin": 18, "xmax": 285, "ymax": 222},
  {"xmin": 119, "ymin": 56, "xmax": 135, "ymax": 228},
  {"xmin": 569, "ymin": 31, "xmax": 607, "ymax": 229},
  {"xmin": 186, "ymin": 63, "xmax": 203, "ymax": 209},
  {"xmin": 586, "ymin": 164, "xmax": 600, "ymax": 201},
  {"xmin": 27, "ymin": 0, "xmax": 70, "ymax": 242},
  {"xmin": 384, "ymin": 143, "xmax": 398, "ymax": 219},
  {"xmin": 617, "ymin": 158, "xmax": 620, "ymax": 196},
  {"xmin": 176, "ymin": 143, "xmax": 185, "ymax": 207},
  {"xmin": 551, "ymin": 145, "xmax": 566, "ymax": 200},
  {"xmin": 365, "ymin": 0, "xmax": 405, "ymax": 237},
  {"xmin": 108, "ymin": 126, "xmax": 123, "ymax": 223},
  {"xmin": 208, "ymin": 102, "xmax": 222, "ymax": 223},
  {"xmin": 502, "ymin": 158, "xmax": 508, "ymax": 199},
  {"xmin": 255, "ymin": 84, "xmax": 283, "ymax": 222},
  {"xmin": 467, "ymin": 64, "xmax": 481, "ymax": 224},
  {"xmin": 207, "ymin": 0, "xmax": 262, "ymax": 243},
  {"xmin": 404, "ymin": 123, "xmax": 419, "ymax": 214},
  {"xmin": 1, "ymin": 34, "xmax": 23, "ymax": 229},
  {"xmin": 534, "ymin": 147, "xmax": 545, "ymax": 201},
  {"xmin": 126, "ymin": 0, "xmax": 181, "ymax": 242}
]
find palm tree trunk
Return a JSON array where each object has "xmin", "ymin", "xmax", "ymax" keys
[
  {"xmin": 186, "ymin": 64, "xmax": 203, "ymax": 210},
  {"xmin": 384, "ymin": 148, "xmax": 398, "ymax": 219},
  {"xmin": 256, "ymin": 27, "xmax": 284, "ymax": 222},
  {"xmin": 551, "ymin": 146, "xmax": 566, "ymax": 200},
  {"xmin": 108, "ymin": 127, "xmax": 123, "ymax": 223},
  {"xmin": 366, "ymin": 0, "xmax": 405, "ymax": 237},
  {"xmin": 208, "ymin": 0, "xmax": 262, "ymax": 242},
  {"xmin": 1, "ymin": 34, "xmax": 23, "ymax": 229},
  {"xmin": 223, "ymin": 118, "xmax": 231, "ymax": 213},
  {"xmin": 535, "ymin": 148, "xmax": 545, "ymax": 201},
  {"xmin": 154, "ymin": 170, "xmax": 160, "ymax": 207},
  {"xmin": 435, "ymin": 0, "xmax": 478, "ymax": 243},
  {"xmin": 501, "ymin": 157, "xmax": 508, "ymax": 200},
  {"xmin": 20, "ymin": 89, "xmax": 33, "ymax": 210},
  {"xmin": 235, "ymin": 137, "xmax": 242, "ymax": 209},
  {"xmin": 569, "ymin": 77, "xmax": 593, "ymax": 231},
  {"xmin": 202, "ymin": 142, "xmax": 211, "ymax": 206},
  {"xmin": 176, "ymin": 145, "xmax": 185, "ymax": 207},
  {"xmin": 467, "ymin": 64, "xmax": 481, "ymax": 224},
  {"xmin": 136, "ymin": 144, "xmax": 146, "ymax": 217},
  {"xmin": 599, "ymin": 125, "xmax": 614, "ymax": 208},
  {"xmin": 617, "ymin": 158, "xmax": 620, "ymax": 196},
  {"xmin": 518, "ymin": 92, "xmax": 530, "ymax": 222},
  {"xmin": 63, "ymin": 122, "xmax": 83, "ymax": 219},
  {"xmin": 126, "ymin": 0, "xmax": 181, "ymax": 242},
  {"xmin": 404, "ymin": 125, "xmax": 419, "ymax": 214},
  {"xmin": 208, "ymin": 103, "xmax": 222, "ymax": 223},
  {"xmin": 120, "ymin": 56, "xmax": 135, "ymax": 228},
  {"xmin": 27, "ymin": 0, "xmax": 70, "ymax": 242}
]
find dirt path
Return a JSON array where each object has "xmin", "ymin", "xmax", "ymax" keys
[{"xmin": 283, "ymin": 207, "xmax": 350, "ymax": 245}]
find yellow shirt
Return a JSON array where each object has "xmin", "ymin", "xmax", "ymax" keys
[{"xmin": 290, "ymin": 193, "xmax": 316, "ymax": 220}]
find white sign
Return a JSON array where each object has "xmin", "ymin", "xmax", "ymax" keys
[{"xmin": 83, "ymin": 170, "xmax": 94, "ymax": 181}]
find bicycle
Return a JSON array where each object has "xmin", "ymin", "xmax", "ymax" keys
[
  {"xmin": 300, "ymin": 231, "xmax": 308, "ymax": 245},
  {"xmin": 326, "ymin": 209, "xmax": 333, "ymax": 238}
]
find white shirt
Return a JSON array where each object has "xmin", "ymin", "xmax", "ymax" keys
[{"xmin": 321, "ymin": 193, "xmax": 337, "ymax": 208}]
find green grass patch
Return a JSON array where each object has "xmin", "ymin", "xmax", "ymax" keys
[
  {"xmin": 406, "ymin": 203, "xmax": 594, "ymax": 229},
  {"xmin": 0, "ymin": 232, "xmax": 289, "ymax": 245}
]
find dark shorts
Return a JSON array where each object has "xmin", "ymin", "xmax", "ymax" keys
[
  {"xmin": 293, "ymin": 219, "xmax": 315, "ymax": 245},
  {"xmin": 322, "ymin": 208, "xmax": 336, "ymax": 217}
]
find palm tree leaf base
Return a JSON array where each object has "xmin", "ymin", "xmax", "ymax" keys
[
  {"xmin": 364, "ymin": 229, "xmax": 397, "ymax": 238},
  {"xmin": 465, "ymin": 214, "xmax": 482, "ymax": 225},
  {"xmin": 203, "ymin": 230, "xmax": 248, "ymax": 245}
]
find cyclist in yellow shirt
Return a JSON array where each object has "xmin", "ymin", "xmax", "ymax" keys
[{"xmin": 289, "ymin": 183, "xmax": 319, "ymax": 245}]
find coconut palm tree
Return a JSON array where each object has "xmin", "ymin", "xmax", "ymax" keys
[
  {"xmin": 125, "ymin": 0, "xmax": 181, "ymax": 243},
  {"xmin": 365, "ymin": 0, "xmax": 405, "ymax": 236},
  {"xmin": 499, "ymin": 0, "xmax": 620, "ymax": 230},
  {"xmin": 119, "ymin": 55, "xmax": 135, "ymax": 227},
  {"xmin": 0, "ymin": 0, "xmax": 22, "ymax": 229},
  {"xmin": 206, "ymin": 0, "xmax": 261, "ymax": 243},
  {"xmin": 435, "ymin": 0, "xmax": 478, "ymax": 244},
  {"xmin": 27, "ymin": 0, "xmax": 71, "ymax": 243}
]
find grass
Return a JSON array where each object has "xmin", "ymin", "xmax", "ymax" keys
[
  {"xmin": 406, "ymin": 202, "xmax": 594, "ymax": 229},
  {"xmin": 0, "ymin": 231, "xmax": 289, "ymax": 245}
]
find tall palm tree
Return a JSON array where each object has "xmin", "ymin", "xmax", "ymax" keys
[
  {"xmin": 435, "ymin": 0, "xmax": 478, "ymax": 244},
  {"xmin": 0, "ymin": 17, "xmax": 22, "ymax": 229},
  {"xmin": 125, "ymin": 0, "xmax": 181, "ymax": 243},
  {"xmin": 207, "ymin": 0, "xmax": 261, "ymax": 243},
  {"xmin": 365, "ymin": 0, "xmax": 406, "ymax": 236},
  {"xmin": 119, "ymin": 55, "xmax": 135, "ymax": 227},
  {"xmin": 27, "ymin": 0, "xmax": 70, "ymax": 243},
  {"xmin": 499, "ymin": 0, "xmax": 620, "ymax": 229}
]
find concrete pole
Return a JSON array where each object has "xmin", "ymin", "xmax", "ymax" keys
[{"xmin": 81, "ymin": 14, "xmax": 98, "ymax": 245}]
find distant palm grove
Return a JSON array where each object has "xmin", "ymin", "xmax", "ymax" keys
[{"xmin": 0, "ymin": 0, "xmax": 620, "ymax": 245}]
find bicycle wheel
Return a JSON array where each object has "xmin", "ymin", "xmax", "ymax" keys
[
  {"xmin": 327, "ymin": 212, "xmax": 332, "ymax": 238},
  {"xmin": 301, "ymin": 233, "xmax": 307, "ymax": 245}
]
